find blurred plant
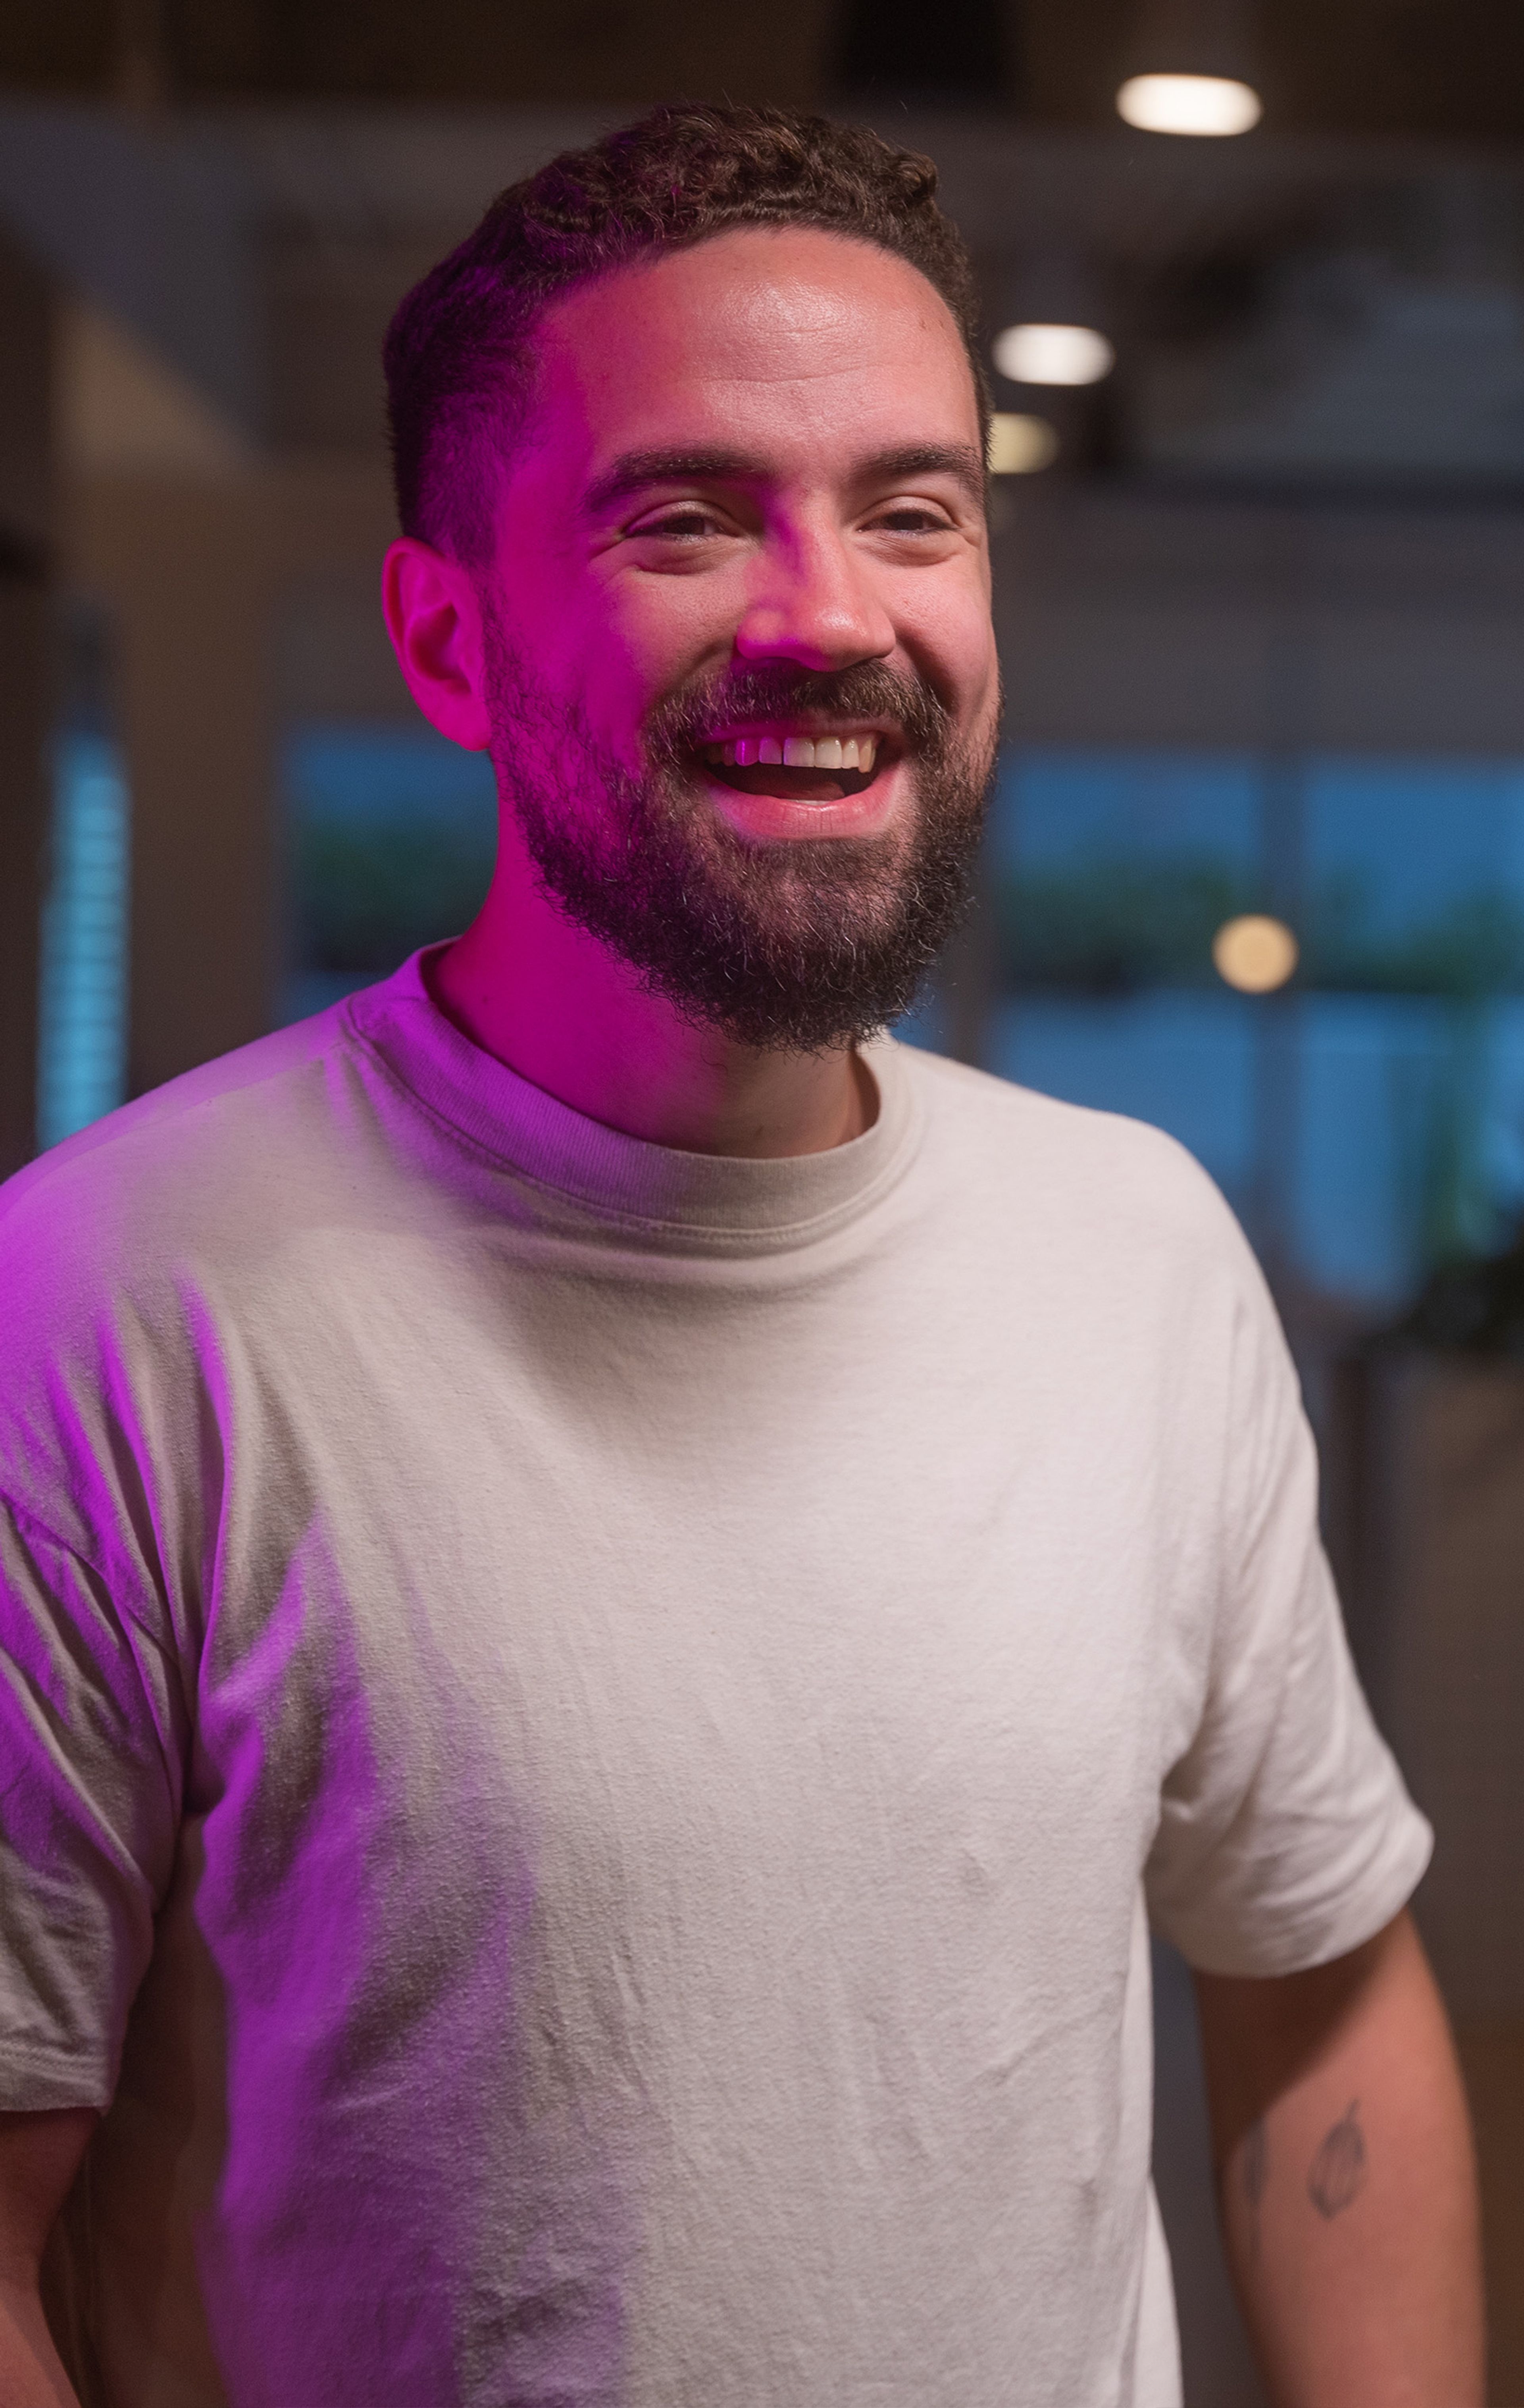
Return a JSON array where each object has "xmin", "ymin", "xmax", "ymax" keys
[
  {"xmin": 997, "ymin": 853, "xmax": 1524, "ymax": 998},
  {"xmin": 994, "ymin": 853, "xmax": 1256, "ymax": 991},
  {"xmin": 1304, "ymin": 886, "xmax": 1524, "ymax": 997},
  {"xmin": 1390, "ymin": 1001, "xmax": 1506, "ymax": 1284}
]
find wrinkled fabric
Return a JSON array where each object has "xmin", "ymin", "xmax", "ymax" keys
[{"xmin": 0, "ymin": 947, "xmax": 1430, "ymax": 2408}]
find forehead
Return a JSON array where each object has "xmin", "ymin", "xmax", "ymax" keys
[{"xmin": 520, "ymin": 226, "xmax": 981, "ymax": 481}]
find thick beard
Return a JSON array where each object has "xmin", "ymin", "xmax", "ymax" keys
[{"xmin": 482, "ymin": 619, "xmax": 995, "ymax": 1053}]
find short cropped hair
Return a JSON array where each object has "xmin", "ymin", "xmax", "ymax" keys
[{"xmin": 384, "ymin": 102, "xmax": 989, "ymax": 564}]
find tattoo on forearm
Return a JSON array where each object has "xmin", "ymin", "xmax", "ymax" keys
[
  {"xmin": 1241, "ymin": 2118, "xmax": 1269, "ymax": 2258},
  {"xmin": 1307, "ymin": 2099, "xmax": 1367, "ymax": 2220}
]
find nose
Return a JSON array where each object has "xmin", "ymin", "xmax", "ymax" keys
[{"xmin": 733, "ymin": 521, "xmax": 896, "ymax": 674}]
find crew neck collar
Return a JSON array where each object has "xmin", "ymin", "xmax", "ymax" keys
[{"xmin": 344, "ymin": 947, "xmax": 924, "ymax": 1252}]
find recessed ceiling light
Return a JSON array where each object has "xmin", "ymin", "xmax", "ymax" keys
[
  {"xmin": 1116, "ymin": 72, "xmax": 1262, "ymax": 135},
  {"xmin": 1212, "ymin": 914, "xmax": 1298, "ymax": 992},
  {"xmin": 992, "ymin": 323, "xmax": 1115, "ymax": 388},
  {"xmin": 987, "ymin": 414, "xmax": 1060, "ymax": 475}
]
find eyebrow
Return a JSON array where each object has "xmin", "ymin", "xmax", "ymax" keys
[
  {"xmin": 583, "ymin": 440, "xmax": 987, "ymax": 519},
  {"xmin": 864, "ymin": 443, "xmax": 987, "ymax": 506}
]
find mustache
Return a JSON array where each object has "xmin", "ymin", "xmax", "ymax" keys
[{"xmin": 647, "ymin": 659, "xmax": 953, "ymax": 765}]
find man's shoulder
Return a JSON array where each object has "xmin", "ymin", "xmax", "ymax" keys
[
  {"xmin": 0, "ymin": 1002, "xmax": 360, "ymax": 1313},
  {"xmin": 894, "ymin": 1042, "xmax": 1282, "ymax": 1406},
  {"xmin": 897, "ymin": 1040, "xmax": 1241, "ymax": 1253}
]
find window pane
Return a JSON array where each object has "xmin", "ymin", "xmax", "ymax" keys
[
  {"xmin": 989, "ymin": 746, "xmax": 1264, "ymax": 1209},
  {"xmin": 1306, "ymin": 759, "xmax": 1524, "ymax": 992}
]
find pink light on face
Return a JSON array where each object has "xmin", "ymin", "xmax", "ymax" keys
[
  {"xmin": 381, "ymin": 225, "xmax": 1002, "ymax": 1146},
  {"xmin": 486, "ymin": 227, "xmax": 997, "ymax": 817},
  {"xmin": 384, "ymin": 225, "xmax": 997, "ymax": 841}
]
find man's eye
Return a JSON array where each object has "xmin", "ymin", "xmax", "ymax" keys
[
  {"xmin": 630, "ymin": 507, "xmax": 725, "ymax": 540},
  {"xmin": 871, "ymin": 504, "xmax": 952, "ymax": 534}
]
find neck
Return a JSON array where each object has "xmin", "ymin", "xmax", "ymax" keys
[{"xmin": 430, "ymin": 844, "xmax": 876, "ymax": 1160}]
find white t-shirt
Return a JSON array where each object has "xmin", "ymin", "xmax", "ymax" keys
[{"xmin": 0, "ymin": 948, "xmax": 1429, "ymax": 2408}]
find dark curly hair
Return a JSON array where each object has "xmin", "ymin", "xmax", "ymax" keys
[{"xmin": 384, "ymin": 102, "xmax": 989, "ymax": 564}]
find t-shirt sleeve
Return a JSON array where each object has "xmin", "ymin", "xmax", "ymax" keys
[
  {"xmin": 1144, "ymin": 1254, "xmax": 1432, "ymax": 1977},
  {"xmin": 0, "ymin": 1496, "xmax": 185, "ymax": 2110}
]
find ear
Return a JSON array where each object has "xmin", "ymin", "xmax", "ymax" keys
[{"xmin": 381, "ymin": 537, "xmax": 494, "ymax": 752}]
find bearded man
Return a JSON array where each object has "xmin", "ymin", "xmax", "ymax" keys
[{"xmin": 0, "ymin": 104, "xmax": 1482, "ymax": 2408}]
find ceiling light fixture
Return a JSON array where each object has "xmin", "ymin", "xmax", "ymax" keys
[
  {"xmin": 987, "ymin": 414, "xmax": 1060, "ymax": 475},
  {"xmin": 992, "ymin": 323, "xmax": 1115, "ymax": 388},
  {"xmin": 1116, "ymin": 71, "xmax": 1262, "ymax": 135},
  {"xmin": 1115, "ymin": 0, "xmax": 1263, "ymax": 136}
]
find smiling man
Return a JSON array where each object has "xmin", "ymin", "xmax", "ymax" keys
[{"xmin": 0, "ymin": 106, "xmax": 1483, "ymax": 2408}]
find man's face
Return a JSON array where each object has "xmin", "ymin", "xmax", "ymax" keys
[{"xmin": 478, "ymin": 226, "xmax": 1002, "ymax": 1049}]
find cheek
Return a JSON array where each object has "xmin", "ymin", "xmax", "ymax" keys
[
  {"xmin": 899, "ymin": 577, "xmax": 998, "ymax": 724},
  {"xmin": 583, "ymin": 572, "xmax": 740, "ymax": 736},
  {"xmin": 603, "ymin": 564, "xmax": 740, "ymax": 658},
  {"xmin": 491, "ymin": 573, "xmax": 663, "ymax": 748}
]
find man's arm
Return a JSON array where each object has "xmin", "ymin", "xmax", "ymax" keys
[
  {"xmin": 0, "ymin": 2108, "xmax": 97, "ymax": 2408},
  {"xmin": 1193, "ymin": 1909, "xmax": 1483, "ymax": 2407}
]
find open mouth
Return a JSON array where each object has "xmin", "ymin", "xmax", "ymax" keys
[{"xmin": 698, "ymin": 732, "xmax": 891, "ymax": 803}]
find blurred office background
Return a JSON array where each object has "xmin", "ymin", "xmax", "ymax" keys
[{"xmin": 3, "ymin": 2, "xmax": 1524, "ymax": 2397}]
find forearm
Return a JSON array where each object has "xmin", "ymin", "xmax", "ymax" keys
[
  {"xmin": 0, "ymin": 2108, "xmax": 96, "ymax": 2408},
  {"xmin": 1199, "ymin": 1913, "xmax": 1484, "ymax": 2408},
  {"xmin": 0, "ymin": 2281, "xmax": 83, "ymax": 2408}
]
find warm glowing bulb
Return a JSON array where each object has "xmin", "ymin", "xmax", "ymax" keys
[
  {"xmin": 987, "ymin": 413, "xmax": 1060, "ymax": 474},
  {"xmin": 1212, "ymin": 915, "xmax": 1298, "ymax": 993},
  {"xmin": 992, "ymin": 323, "xmax": 1115, "ymax": 389},
  {"xmin": 1116, "ymin": 73, "xmax": 1263, "ymax": 135}
]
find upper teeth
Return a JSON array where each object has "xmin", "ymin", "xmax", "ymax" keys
[{"xmin": 704, "ymin": 735, "xmax": 877, "ymax": 772}]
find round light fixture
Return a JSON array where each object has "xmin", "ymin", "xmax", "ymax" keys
[
  {"xmin": 987, "ymin": 413, "xmax": 1060, "ymax": 475},
  {"xmin": 1212, "ymin": 914, "xmax": 1298, "ymax": 993},
  {"xmin": 992, "ymin": 322, "xmax": 1115, "ymax": 389},
  {"xmin": 1116, "ymin": 72, "xmax": 1262, "ymax": 135}
]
